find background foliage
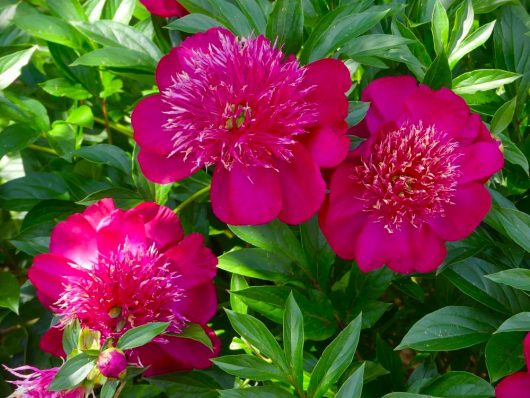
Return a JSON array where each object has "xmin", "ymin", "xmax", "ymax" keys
[{"xmin": 0, "ymin": 0, "xmax": 529, "ymax": 396}]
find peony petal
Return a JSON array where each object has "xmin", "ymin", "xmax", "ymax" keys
[
  {"xmin": 524, "ymin": 333, "xmax": 530, "ymax": 368},
  {"xmin": 49, "ymin": 214, "xmax": 98, "ymax": 267},
  {"xmin": 40, "ymin": 326, "xmax": 65, "ymax": 358},
  {"xmin": 302, "ymin": 58, "xmax": 351, "ymax": 125},
  {"xmin": 456, "ymin": 141, "xmax": 504, "ymax": 184},
  {"xmin": 130, "ymin": 202, "xmax": 184, "ymax": 250},
  {"xmin": 138, "ymin": 148, "xmax": 198, "ymax": 184},
  {"xmin": 319, "ymin": 161, "xmax": 369, "ymax": 260},
  {"xmin": 96, "ymin": 210, "xmax": 146, "ymax": 256},
  {"xmin": 301, "ymin": 122, "xmax": 350, "ymax": 168},
  {"xmin": 277, "ymin": 145, "xmax": 326, "ymax": 225},
  {"xmin": 428, "ymin": 183, "xmax": 491, "ymax": 241},
  {"xmin": 355, "ymin": 222, "xmax": 446, "ymax": 274},
  {"xmin": 140, "ymin": 0, "xmax": 187, "ymax": 18},
  {"xmin": 496, "ymin": 372, "xmax": 530, "ymax": 398},
  {"xmin": 210, "ymin": 162, "xmax": 282, "ymax": 225},
  {"xmin": 132, "ymin": 326, "xmax": 220, "ymax": 376},
  {"xmin": 164, "ymin": 233, "xmax": 217, "ymax": 289},
  {"xmin": 402, "ymin": 85, "xmax": 470, "ymax": 138},
  {"xmin": 81, "ymin": 199, "xmax": 115, "ymax": 231},
  {"xmin": 132, "ymin": 95, "xmax": 175, "ymax": 155},
  {"xmin": 28, "ymin": 254, "xmax": 86, "ymax": 308},
  {"xmin": 172, "ymin": 282, "xmax": 217, "ymax": 324},
  {"xmin": 180, "ymin": 27, "xmax": 233, "ymax": 54},
  {"xmin": 361, "ymin": 75, "xmax": 418, "ymax": 134}
]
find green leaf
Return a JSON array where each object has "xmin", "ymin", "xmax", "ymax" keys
[
  {"xmin": 62, "ymin": 319, "xmax": 81, "ymax": 357},
  {"xmin": 112, "ymin": 0, "xmax": 135, "ymax": 24},
  {"xmin": 47, "ymin": 122, "xmax": 76, "ymax": 158},
  {"xmin": 212, "ymin": 355, "xmax": 287, "ymax": 382},
  {"xmin": 49, "ymin": 353, "xmax": 95, "ymax": 390},
  {"xmin": 0, "ymin": 173, "xmax": 69, "ymax": 211},
  {"xmin": 284, "ymin": 293, "xmax": 304, "ymax": 389},
  {"xmin": 165, "ymin": 14, "xmax": 224, "ymax": 34},
  {"xmin": 0, "ymin": 46, "xmax": 36, "ymax": 89},
  {"xmin": 347, "ymin": 101, "xmax": 370, "ymax": 127},
  {"xmin": 72, "ymin": 47, "xmax": 156, "ymax": 72},
  {"xmin": 0, "ymin": 124, "xmax": 41, "ymax": 159},
  {"xmin": 0, "ymin": 272, "xmax": 19, "ymax": 314},
  {"xmin": 100, "ymin": 380, "xmax": 120, "ymax": 398},
  {"xmin": 498, "ymin": 132, "xmax": 529, "ymax": 175},
  {"xmin": 14, "ymin": 12, "xmax": 83, "ymax": 48},
  {"xmin": 443, "ymin": 257, "xmax": 530, "ymax": 314},
  {"xmin": 486, "ymin": 269, "xmax": 530, "ymax": 291},
  {"xmin": 219, "ymin": 386, "xmax": 293, "ymax": 398},
  {"xmin": 74, "ymin": 144, "xmax": 131, "ymax": 174},
  {"xmin": 225, "ymin": 309, "xmax": 289, "ymax": 374},
  {"xmin": 234, "ymin": 0, "xmax": 267, "ymax": 34},
  {"xmin": 448, "ymin": 0, "xmax": 474, "ymax": 54},
  {"xmin": 496, "ymin": 312, "xmax": 530, "ymax": 333},
  {"xmin": 301, "ymin": 5, "xmax": 391, "ymax": 63},
  {"xmin": 176, "ymin": 0, "xmax": 253, "ymax": 36},
  {"xmin": 382, "ymin": 394, "xmax": 434, "ymax": 398},
  {"xmin": 423, "ymin": 51, "xmax": 452, "ymax": 90},
  {"xmin": 490, "ymin": 97, "xmax": 517, "ymax": 135},
  {"xmin": 453, "ymin": 69, "xmax": 521, "ymax": 94},
  {"xmin": 342, "ymin": 34, "xmax": 412, "ymax": 59},
  {"xmin": 230, "ymin": 274, "xmax": 248, "ymax": 314},
  {"xmin": 47, "ymin": 0, "xmax": 87, "ymax": 21},
  {"xmin": 67, "ymin": 105, "xmax": 94, "ymax": 128},
  {"xmin": 72, "ymin": 20, "xmax": 162, "ymax": 61},
  {"xmin": 307, "ymin": 314, "xmax": 362, "ymax": 398},
  {"xmin": 229, "ymin": 221, "xmax": 308, "ymax": 272},
  {"xmin": 336, "ymin": 363, "xmax": 365, "ymax": 398},
  {"xmin": 431, "ymin": 0, "xmax": 449, "ymax": 55},
  {"xmin": 40, "ymin": 78, "xmax": 92, "ymax": 100},
  {"xmin": 485, "ymin": 206, "xmax": 530, "ymax": 253},
  {"xmin": 173, "ymin": 323, "xmax": 213, "ymax": 351},
  {"xmin": 117, "ymin": 322, "xmax": 170, "ymax": 350},
  {"xmin": 472, "ymin": 0, "xmax": 515, "ymax": 14},
  {"xmin": 421, "ymin": 371, "xmax": 494, "ymax": 397},
  {"xmin": 486, "ymin": 332, "xmax": 526, "ymax": 382},
  {"xmin": 266, "ymin": 0, "xmax": 303, "ymax": 55},
  {"xmin": 218, "ymin": 248, "xmax": 293, "ymax": 282},
  {"xmin": 148, "ymin": 372, "xmax": 220, "ymax": 397},
  {"xmin": 449, "ymin": 21, "xmax": 496, "ymax": 69},
  {"xmin": 397, "ymin": 306, "xmax": 502, "ymax": 351}
]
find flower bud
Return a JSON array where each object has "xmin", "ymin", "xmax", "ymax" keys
[{"xmin": 97, "ymin": 348, "xmax": 127, "ymax": 379}]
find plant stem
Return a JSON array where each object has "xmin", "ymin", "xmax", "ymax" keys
[
  {"xmin": 113, "ymin": 381, "xmax": 126, "ymax": 398},
  {"xmin": 174, "ymin": 185, "xmax": 211, "ymax": 214},
  {"xmin": 94, "ymin": 117, "xmax": 133, "ymax": 137},
  {"xmin": 27, "ymin": 144, "xmax": 56, "ymax": 155}
]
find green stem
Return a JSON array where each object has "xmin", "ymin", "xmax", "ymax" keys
[
  {"xmin": 28, "ymin": 144, "xmax": 56, "ymax": 155},
  {"xmin": 94, "ymin": 117, "xmax": 133, "ymax": 137},
  {"xmin": 174, "ymin": 185, "xmax": 211, "ymax": 214},
  {"xmin": 113, "ymin": 381, "xmax": 126, "ymax": 398}
]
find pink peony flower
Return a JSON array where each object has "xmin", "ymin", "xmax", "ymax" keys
[
  {"xmin": 97, "ymin": 348, "xmax": 128, "ymax": 379},
  {"xmin": 4, "ymin": 365, "xmax": 84, "ymax": 398},
  {"xmin": 28, "ymin": 199, "xmax": 220, "ymax": 376},
  {"xmin": 496, "ymin": 333, "xmax": 530, "ymax": 397},
  {"xmin": 319, "ymin": 75, "xmax": 504, "ymax": 274},
  {"xmin": 132, "ymin": 27, "xmax": 351, "ymax": 225},
  {"xmin": 140, "ymin": 0, "xmax": 187, "ymax": 17}
]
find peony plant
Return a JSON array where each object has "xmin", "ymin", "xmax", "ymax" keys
[{"xmin": 0, "ymin": 0, "xmax": 529, "ymax": 397}]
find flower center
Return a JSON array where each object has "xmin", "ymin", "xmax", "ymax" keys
[
  {"xmin": 351, "ymin": 122, "xmax": 461, "ymax": 233},
  {"xmin": 55, "ymin": 244, "xmax": 186, "ymax": 339},
  {"xmin": 162, "ymin": 32, "xmax": 317, "ymax": 170}
]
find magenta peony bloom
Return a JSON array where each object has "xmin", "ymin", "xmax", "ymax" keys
[
  {"xmin": 319, "ymin": 75, "xmax": 504, "ymax": 274},
  {"xmin": 140, "ymin": 0, "xmax": 187, "ymax": 17},
  {"xmin": 496, "ymin": 333, "xmax": 530, "ymax": 397},
  {"xmin": 28, "ymin": 199, "xmax": 220, "ymax": 376},
  {"xmin": 132, "ymin": 27, "xmax": 351, "ymax": 225},
  {"xmin": 4, "ymin": 366, "xmax": 84, "ymax": 397},
  {"xmin": 97, "ymin": 348, "xmax": 128, "ymax": 379}
]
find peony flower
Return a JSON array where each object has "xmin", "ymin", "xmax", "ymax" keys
[
  {"xmin": 319, "ymin": 75, "xmax": 504, "ymax": 274},
  {"xmin": 97, "ymin": 348, "xmax": 128, "ymax": 379},
  {"xmin": 496, "ymin": 333, "xmax": 530, "ymax": 397},
  {"xmin": 4, "ymin": 365, "xmax": 84, "ymax": 398},
  {"xmin": 140, "ymin": 0, "xmax": 187, "ymax": 18},
  {"xmin": 28, "ymin": 199, "xmax": 220, "ymax": 376},
  {"xmin": 132, "ymin": 27, "xmax": 351, "ymax": 225}
]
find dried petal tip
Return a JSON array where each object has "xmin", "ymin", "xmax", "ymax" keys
[{"xmin": 97, "ymin": 348, "xmax": 128, "ymax": 379}]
